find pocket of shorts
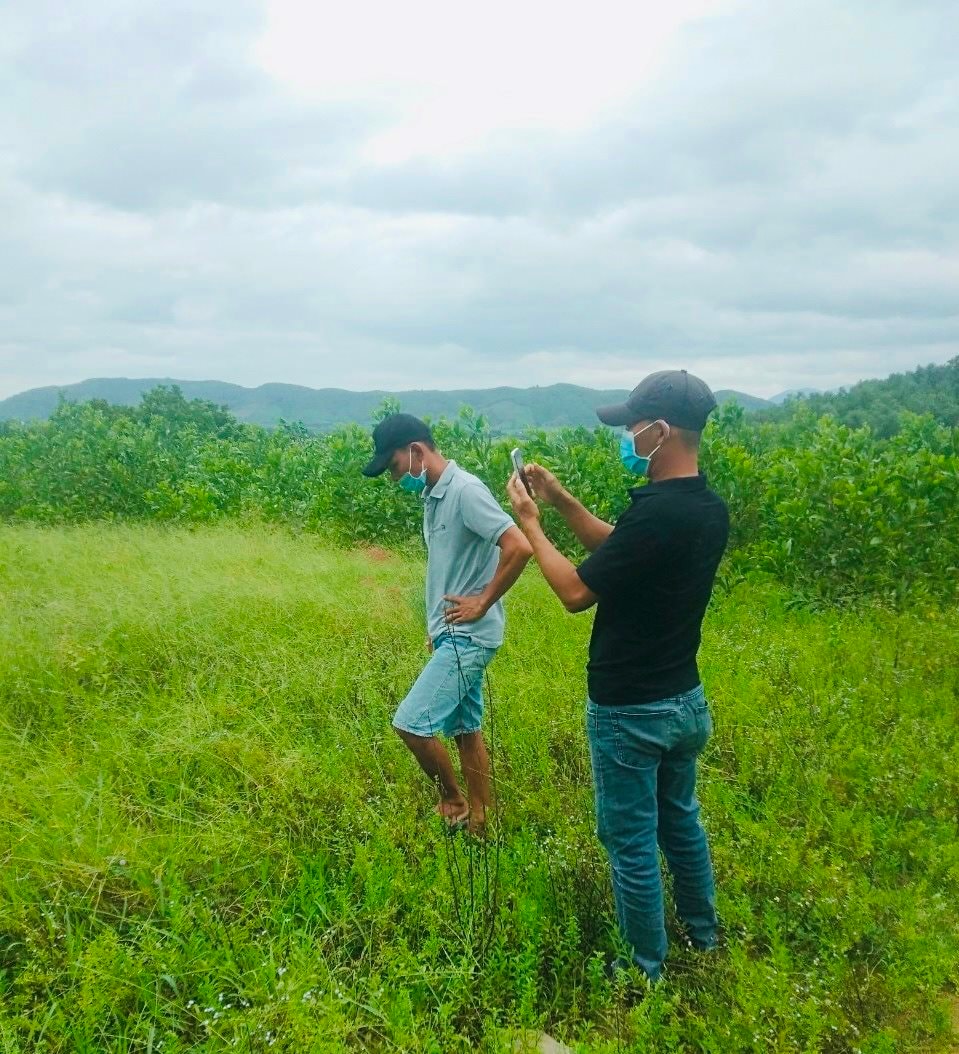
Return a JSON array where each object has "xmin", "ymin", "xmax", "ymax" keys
[{"xmin": 446, "ymin": 642, "xmax": 489, "ymax": 688}]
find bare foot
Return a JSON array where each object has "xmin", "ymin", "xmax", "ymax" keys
[
  {"xmin": 467, "ymin": 807, "xmax": 488, "ymax": 838},
  {"xmin": 435, "ymin": 799, "xmax": 469, "ymax": 827}
]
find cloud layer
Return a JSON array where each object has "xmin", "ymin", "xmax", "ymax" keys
[{"xmin": 2, "ymin": 0, "xmax": 957, "ymax": 399}]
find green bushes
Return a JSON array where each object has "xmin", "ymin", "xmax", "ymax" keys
[
  {"xmin": 703, "ymin": 406, "xmax": 959, "ymax": 606},
  {"xmin": 1, "ymin": 386, "xmax": 957, "ymax": 605}
]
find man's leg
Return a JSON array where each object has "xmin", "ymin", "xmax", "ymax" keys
[
  {"xmin": 450, "ymin": 642, "xmax": 496, "ymax": 832},
  {"xmin": 392, "ymin": 638, "xmax": 470, "ymax": 822},
  {"xmin": 393, "ymin": 635, "xmax": 497, "ymax": 825},
  {"xmin": 395, "ymin": 729, "xmax": 469, "ymax": 820},
  {"xmin": 453, "ymin": 730, "xmax": 492, "ymax": 832},
  {"xmin": 656, "ymin": 691, "xmax": 718, "ymax": 950},
  {"xmin": 586, "ymin": 701, "xmax": 667, "ymax": 981}
]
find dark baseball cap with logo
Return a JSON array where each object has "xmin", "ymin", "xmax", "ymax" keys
[
  {"xmin": 362, "ymin": 412, "xmax": 434, "ymax": 477},
  {"xmin": 595, "ymin": 369, "xmax": 717, "ymax": 431}
]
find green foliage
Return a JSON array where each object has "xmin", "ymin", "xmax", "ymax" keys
[
  {"xmin": 757, "ymin": 357, "xmax": 959, "ymax": 436},
  {"xmin": 701, "ymin": 405, "xmax": 959, "ymax": 606},
  {"xmin": 1, "ymin": 526, "xmax": 957, "ymax": 1051},
  {"xmin": 1, "ymin": 386, "xmax": 957, "ymax": 605}
]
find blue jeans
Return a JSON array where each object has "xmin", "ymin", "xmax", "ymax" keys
[{"xmin": 587, "ymin": 684, "xmax": 718, "ymax": 981}]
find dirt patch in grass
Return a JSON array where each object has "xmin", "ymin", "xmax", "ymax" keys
[{"xmin": 358, "ymin": 545, "xmax": 395, "ymax": 563}]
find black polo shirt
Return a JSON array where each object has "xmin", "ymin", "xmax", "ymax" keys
[{"xmin": 576, "ymin": 473, "xmax": 728, "ymax": 706}]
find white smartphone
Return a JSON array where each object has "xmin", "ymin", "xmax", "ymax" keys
[{"xmin": 510, "ymin": 447, "xmax": 533, "ymax": 496}]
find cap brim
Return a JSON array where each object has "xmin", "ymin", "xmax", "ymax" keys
[
  {"xmin": 361, "ymin": 451, "xmax": 393, "ymax": 477},
  {"xmin": 595, "ymin": 402, "xmax": 634, "ymax": 427}
]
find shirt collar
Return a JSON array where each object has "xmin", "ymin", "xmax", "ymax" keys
[
  {"xmin": 630, "ymin": 472, "xmax": 708, "ymax": 500},
  {"xmin": 425, "ymin": 459, "xmax": 457, "ymax": 500}
]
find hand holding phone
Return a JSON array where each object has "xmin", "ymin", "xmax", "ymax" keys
[{"xmin": 510, "ymin": 447, "xmax": 533, "ymax": 496}]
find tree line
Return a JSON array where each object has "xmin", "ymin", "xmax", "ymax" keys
[{"xmin": 1, "ymin": 385, "xmax": 956, "ymax": 606}]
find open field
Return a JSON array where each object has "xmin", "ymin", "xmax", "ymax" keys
[{"xmin": 1, "ymin": 525, "xmax": 958, "ymax": 1052}]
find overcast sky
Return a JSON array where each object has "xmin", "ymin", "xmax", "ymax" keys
[{"xmin": 1, "ymin": 0, "xmax": 957, "ymax": 400}]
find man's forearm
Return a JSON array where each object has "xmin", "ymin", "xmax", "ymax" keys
[
  {"xmin": 478, "ymin": 544, "xmax": 531, "ymax": 610},
  {"xmin": 522, "ymin": 519, "xmax": 595, "ymax": 613},
  {"xmin": 553, "ymin": 489, "xmax": 614, "ymax": 552}
]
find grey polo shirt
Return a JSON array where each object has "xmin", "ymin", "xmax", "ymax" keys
[{"xmin": 422, "ymin": 460, "xmax": 514, "ymax": 648}]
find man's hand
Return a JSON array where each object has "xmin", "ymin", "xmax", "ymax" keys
[
  {"xmin": 443, "ymin": 593, "xmax": 489, "ymax": 625},
  {"xmin": 507, "ymin": 472, "xmax": 540, "ymax": 526},
  {"xmin": 524, "ymin": 463, "xmax": 564, "ymax": 506}
]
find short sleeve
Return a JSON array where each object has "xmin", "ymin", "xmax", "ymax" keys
[
  {"xmin": 459, "ymin": 482, "xmax": 514, "ymax": 545},
  {"xmin": 577, "ymin": 514, "xmax": 667, "ymax": 600}
]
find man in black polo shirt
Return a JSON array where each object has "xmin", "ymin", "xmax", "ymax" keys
[{"xmin": 506, "ymin": 369, "xmax": 728, "ymax": 982}]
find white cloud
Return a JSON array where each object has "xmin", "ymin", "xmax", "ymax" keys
[
  {"xmin": 254, "ymin": 0, "xmax": 731, "ymax": 162},
  {"xmin": 1, "ymin": 0, "xmax": 958, "ymax": 402}
]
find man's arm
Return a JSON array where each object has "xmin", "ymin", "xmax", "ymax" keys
[
  {"xmin": 506, "ymin": 475, "xmax": 598, "ymax": 613},
  {"xmin": 525, "ymin": 464, "xmax": 613, "ymax": 553},
  {"xmin": 443, "ymin": 525, "xmax": 533, "ymax": 625}
]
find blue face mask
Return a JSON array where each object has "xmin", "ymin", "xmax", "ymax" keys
[
  {"xmin": 398, "ymin": 448, "xmax": 428, "ymax": 494},
  {"xmin": 619, "ymin": 421, "xmax": 668, "ymax": 476}
]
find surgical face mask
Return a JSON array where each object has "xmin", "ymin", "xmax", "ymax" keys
[
  {"xmin": 398, "ymin": 448, "xmax": 427, "ymax": 493},
  {"xmin": 619, "ymin": 420, "xmax": 668, "ymax": 476}
]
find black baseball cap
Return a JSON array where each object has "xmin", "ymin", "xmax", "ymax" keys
[
  {"xmin": 595, "ymin": 369, "xmax": 717, "ymax": 431},
  {"xmin": 362, "ymin": 413, "xmax": 434, "ymax": 477}
]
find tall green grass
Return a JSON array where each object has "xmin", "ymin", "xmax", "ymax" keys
[{"xmin": 1, "ymin": 525, "xmax": 957, "ymax": 1052}]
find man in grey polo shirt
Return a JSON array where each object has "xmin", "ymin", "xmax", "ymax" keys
[{"xmin": 362, "ymin": 413, "xmax": 532, "ymax": 834}]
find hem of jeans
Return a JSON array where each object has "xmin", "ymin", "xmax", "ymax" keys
[
  {"xmin": 391, "ymin": 719, "xmax": 481, "ymax": 738},
  {"xmin": 449, "ymin": 724, "xmax": 482, "ymax": 736},
  {"xmin": 391, "ymin": 718, "xmax": 440, "ymax": 738},
  {"xmin": 612, "ymin": 956, "xmax": 663, "ymax": 984}
]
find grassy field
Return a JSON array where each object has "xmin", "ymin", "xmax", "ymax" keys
[{"xmin": 1, "ymin": 525, "xmax": 957, "ymax": 1052}]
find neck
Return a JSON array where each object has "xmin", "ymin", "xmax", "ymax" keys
[
  {"xmin": 424, "ymin": 453, "xmax": 449, "ymax": 487},
  {"xmin": 648, "ymin": 450, "xmax": 699, "ymax": 482}
]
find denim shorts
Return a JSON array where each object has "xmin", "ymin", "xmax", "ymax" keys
[{"xmin": 392, "ymin": 632, "xmax": 497, "ymax": 738}]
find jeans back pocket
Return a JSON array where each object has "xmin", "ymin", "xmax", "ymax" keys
[{"xmin": 611, "ymin": 707, "xmax": 680, "ymax": 767}]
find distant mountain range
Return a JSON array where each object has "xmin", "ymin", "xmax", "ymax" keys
[
  {"xmin": 768, "ymin": 387, "xmax": 823, "ymax": 405},
  {"xmin": 0, "ymin": 377, "xmax": 775, "ymax": 432}
]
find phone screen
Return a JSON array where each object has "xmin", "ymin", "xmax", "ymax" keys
[{"xmin": 511, "ymin": 448, "xmax": 533, "ymax": 495}]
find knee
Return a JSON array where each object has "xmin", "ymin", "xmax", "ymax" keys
[
  {"xmin": 598, "ymin": 820, "xmax": 659, "ymax": 866},
  {"xmin": 394, "ymin": 725, "xmax": 425, "ymax": 748},
  {"xmin": 658, "ymin": 798, "xmax": 702, "ymax": 834}
]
